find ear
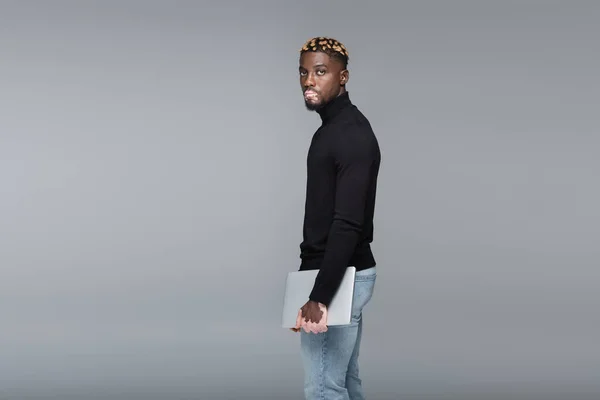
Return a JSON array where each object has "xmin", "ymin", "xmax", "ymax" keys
[{"xmin": 340, "ymin": 69, "xmax": 349, "ymax": 86}]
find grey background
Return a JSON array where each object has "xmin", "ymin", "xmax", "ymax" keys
[{"xmin": 1, "ymin": 1, "xmax": 599, "ymax": 399}]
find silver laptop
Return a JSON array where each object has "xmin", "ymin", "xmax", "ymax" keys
[{"xmin": 281, "ymin": 267, "xmax": 356, "ymax": 328}]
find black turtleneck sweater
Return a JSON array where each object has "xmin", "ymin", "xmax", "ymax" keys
[{"xmin": 299, "ymin": 91, "xmax": 381, "ymax": 307}]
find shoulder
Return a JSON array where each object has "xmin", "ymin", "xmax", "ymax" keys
[{"xmin": 328, "ymin": 108, "xmax": 379, "ymax": 158}]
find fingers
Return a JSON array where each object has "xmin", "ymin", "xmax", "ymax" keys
[
  {"xmin": 293, "ymin": 306, "xmax": 328, "ymax": 334},
  {"xmin": 305, "ymin": 322, "xmax": 320, "ymax": 334},
  {"xmin": 295, "ymin": 309, "xmax": 302, "ymax": 330},
  {"xmin": 289, "ymin": 309, "xmax": 303, "ymax": 333},
  {"xmin": 295, "ymin": 322, "xmax": 326, "ymax": 334},
  {"xmin": 314, "ymin": 322, "xmax": 327, "ymax": 334},
  {"xmin": 307, "ymin": 323, "xmax": 326, "ymax": 334},
  {"xmin": 300, "ymin": 319, "xmax": 327, "ymax": 334},
  {"xmin": 300, "ymin": 315, "xmax": 314, "ymax": 334}
]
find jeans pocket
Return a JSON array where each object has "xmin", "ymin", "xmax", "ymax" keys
[{"xmin": 351, "ymin": 276, "xmax": 376, "ymax": 319}]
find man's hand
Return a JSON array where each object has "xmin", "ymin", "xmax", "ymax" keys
[{"xmin": 290, "ymin": 300, "xmax": 328, "ymax": 334}]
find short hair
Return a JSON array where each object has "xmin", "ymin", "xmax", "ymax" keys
[{"xmin": 299, "ymin": 36, "xmax": 349, "ymax": 68}]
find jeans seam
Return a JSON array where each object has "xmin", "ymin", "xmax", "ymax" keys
[
  {"xmin": 355, "ymin": 275, "xmax": 376, "ymax": 282},
  {"xmin": 320, "ymin": 334, "xmax": 326, "ymax": 400}
]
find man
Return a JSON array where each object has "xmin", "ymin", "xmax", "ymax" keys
[{"xmin": 291, "ymin": 36, "xmax": 381, "ymax": 400}]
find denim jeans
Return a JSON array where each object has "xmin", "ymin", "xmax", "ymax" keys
[{"xmin": 300, "ymin": 266, "xmax": 377, "ymax": 400}]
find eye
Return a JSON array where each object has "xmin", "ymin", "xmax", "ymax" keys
[
  {"xmin": 317, "ymin": 70, "xmax": 326, "ymax": 76},
  {"xmin": 299, "ymin": 71, "xmax": 307, "ymax": 76}
]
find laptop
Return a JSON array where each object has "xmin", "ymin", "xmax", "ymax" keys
[{"xmin": 281, "ymin": 267, "xmax": 356, "ymax": 329}]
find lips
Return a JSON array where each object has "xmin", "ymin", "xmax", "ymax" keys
[{"xmin": 304, "ymin": 90, "xmax": 318, "ymax": 101}]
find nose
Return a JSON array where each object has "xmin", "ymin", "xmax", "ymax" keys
[{"xmin": 303, "ymin": 72, "xmax": 316, "ymax": 88}]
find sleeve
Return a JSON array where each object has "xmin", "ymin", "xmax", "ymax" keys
[{"xmin": 308, "ymin": 133, "xmax": 377, "ymax": 306}]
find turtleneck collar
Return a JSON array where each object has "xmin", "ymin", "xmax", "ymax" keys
[{"xmin": 317, "ymin": 91, "xmax": 352, "ymax": 124}]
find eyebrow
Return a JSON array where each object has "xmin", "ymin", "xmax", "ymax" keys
[{"xmin": 299, "ymin": 63, "xmax": 328, "ymax": 70}]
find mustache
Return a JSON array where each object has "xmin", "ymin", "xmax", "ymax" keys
[{"xmin": 304, "ymin": 87, "xmax": 318, "ymax": 94}]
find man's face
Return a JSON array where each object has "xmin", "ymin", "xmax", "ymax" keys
[{"xmin": 299, "ymin": 51, "xmax": 348, "ymax": 111}]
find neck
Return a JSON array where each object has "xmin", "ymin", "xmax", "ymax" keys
[{"xmin": 317, "ymin": 91, "xmax": 351, "ymax": 123}]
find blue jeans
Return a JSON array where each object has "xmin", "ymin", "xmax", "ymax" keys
[{"xmin": 300, "ymin": 266, "xmax": 377, "ymax": 400}]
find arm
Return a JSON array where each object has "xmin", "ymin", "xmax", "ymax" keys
[{"xmin": 308, "ymin": 134, "xmax": 378, "ymax": 307}]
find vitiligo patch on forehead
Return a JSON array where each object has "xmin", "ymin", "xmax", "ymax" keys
[{"xmin": 300, "ymin": 36, "xmax": 349, "ymax": 58}]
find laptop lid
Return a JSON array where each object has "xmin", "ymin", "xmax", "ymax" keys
[{"xmin": 281, "ymin": 267, "xmax": 356, "ymax": 328}]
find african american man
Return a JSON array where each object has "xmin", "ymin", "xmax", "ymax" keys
[{"xmin": 291, "ymin": 37, "xmax": 381, "ymax": 400}]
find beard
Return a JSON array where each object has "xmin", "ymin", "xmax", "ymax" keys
[
  {"xmin": 304, "ymin": 93, "xmax": 329, "ymax": 111},
  {"xmin": 304, "ymin": 99, "xmax": 323, "ymax": 111},
  {"xmin": 304, "ymin": 87, "xmax": 328, "ymax": 111}
]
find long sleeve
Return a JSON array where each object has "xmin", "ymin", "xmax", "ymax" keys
[{"xmin": 308, "ymin": 132, "xmax": 379, "ymax": 306}]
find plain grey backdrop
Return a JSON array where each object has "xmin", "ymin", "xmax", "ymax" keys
[{"xmin": 1, "ymin": 1, "xmax": 599, "ymax": 399}]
